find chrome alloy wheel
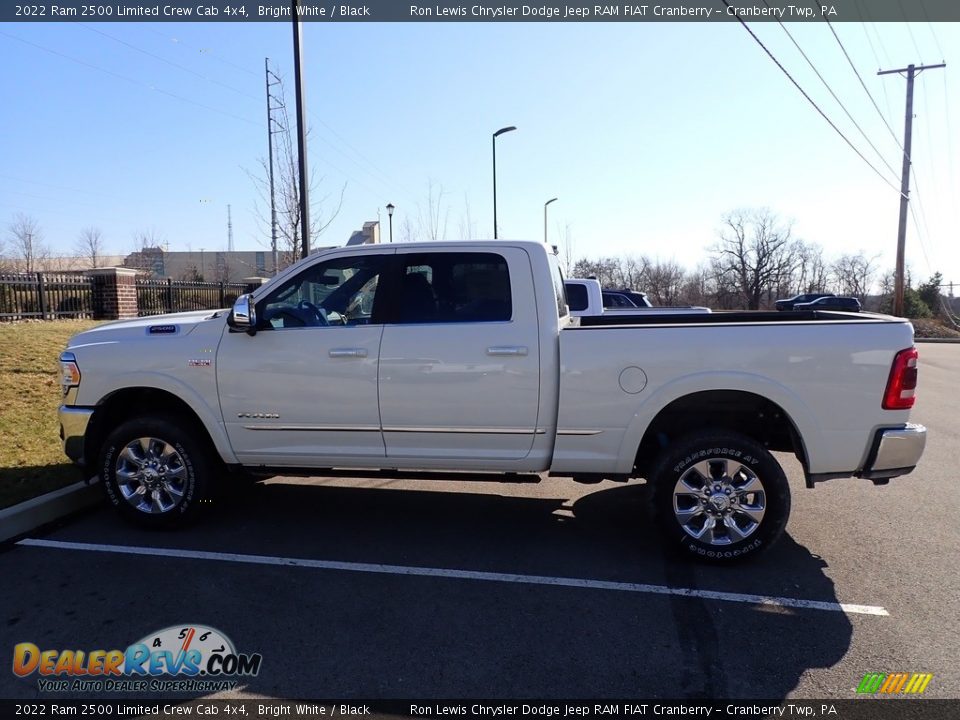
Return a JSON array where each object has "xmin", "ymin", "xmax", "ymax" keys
[
  {"xmin": 672, "ymin": 458, "xmax": 766, "ymax": 545},
  {"xmin": 115, "ymin": 437, "xmax": 188, "ymax": 514}
]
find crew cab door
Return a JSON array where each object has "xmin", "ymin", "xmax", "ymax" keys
[
  {"xmin": 217, "ymin": 250, "xmax": 392, "ymax": 465},
  {"xmin": 377, "ymin": 248, "xmax": 541, "ymax": 463}
]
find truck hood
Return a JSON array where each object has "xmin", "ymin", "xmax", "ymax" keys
[{"xmin": 66, "ymin": 309, "xmax": 228, "ymax": 348}]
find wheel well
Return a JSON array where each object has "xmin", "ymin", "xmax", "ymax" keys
[
  {"xmin": 85, "ymin": 388, "xmax": 217, "ymax": 469},
  {"xmin": 634, "ymin": 390, "xmax": 806, "ymax": 478}
]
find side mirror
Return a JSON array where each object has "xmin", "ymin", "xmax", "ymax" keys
[{"xmin": 227, "ymin": 294, "xmax": 257, "ymax": 335}]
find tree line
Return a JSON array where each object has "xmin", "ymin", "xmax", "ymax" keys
[
  {"xmin": 3, "ymin": 205, "xmax": 952, "ymax": 321},
  {"xmin": 568, "ymin": 208, "xmax": 950, "ymax": 319}
]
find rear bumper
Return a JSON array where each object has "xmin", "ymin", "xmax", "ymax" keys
[
  {"xmin": 59, "ymin": 405, "xmax": 95, "ymax": 466},
  {"xmin": 860, "ymin": 423, "xmax": 927, "ymax": 480}
]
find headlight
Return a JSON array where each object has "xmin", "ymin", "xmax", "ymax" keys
[{"xmin": 59, "ymin": 351, "xmax": 81, "ymax": 394}]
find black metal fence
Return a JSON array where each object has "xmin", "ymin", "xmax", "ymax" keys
[
  {"xmin": 135, "ymin": 278, "xmax": 247, "ymax": 317},
  {"xmin": 0, "ymin": 273, "xmax": 95, "ymax": 320}
]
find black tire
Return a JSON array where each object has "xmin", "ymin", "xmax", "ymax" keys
[
  {"xmin": 650, "ymin": 430, "xmax": 791, "ymax": 563},
  {"xmin": 99, "ymin": 415, "xmax": 212, "ymax": 529}
]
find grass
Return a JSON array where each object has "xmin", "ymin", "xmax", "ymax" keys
[{"xmin": 0, "ymin": 319, "xmax": 101, "ymax": 509}]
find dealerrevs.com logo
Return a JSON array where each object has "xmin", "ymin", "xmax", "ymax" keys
[{"xmin": 13, "ymin": 624, "xmax": 262, "ymax": 693}]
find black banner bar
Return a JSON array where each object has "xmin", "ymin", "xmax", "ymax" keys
[
  {"xmin": 1, "ymin": 700, "xmax": 958, "ymax": 720},
  {"xmin": 4, "ymin": 0, "xmax": 960, "ymax": 23}
]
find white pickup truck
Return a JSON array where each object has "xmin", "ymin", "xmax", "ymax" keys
[
  {"xmin": 58, "ymin": 241, "xmax": 926, "ymax": 563},
  {"xmin": 564, "ymin": 278, "xmax": 711, "ymax": 317}
]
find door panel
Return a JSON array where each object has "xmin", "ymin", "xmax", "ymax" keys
[
  {"xmin": 217, "ymin": 251, "xmax": 391, "ymax": 465},
  {"xmin": 378, "ymin": 248, "xmax": 540, "ymax": 462}
]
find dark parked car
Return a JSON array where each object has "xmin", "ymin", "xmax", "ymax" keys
[
  {"xmin": 601, "ymin": 291, "xmax": 638, "ymax": 309},
  {"xmin": 793, "ymin": 296, "xmax": 862, "ymax": 312},
  {"xmin": 614, "ymin": 289, "xmax": 654, "ymax": 308},
  {"xmin": 775, "ymin": 292, "xmax": 836, "ymax": 311}
]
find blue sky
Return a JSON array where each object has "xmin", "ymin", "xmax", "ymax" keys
[{"xmin": 2, "ymin": 19, "xmax": 957, "ymax": 284}]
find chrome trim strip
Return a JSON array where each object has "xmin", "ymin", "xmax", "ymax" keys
[
  {"xmin": 243, "ymin": 425, "xmax": 381, "ymax": 432},
  {"xmin": 244, "ymin": 425, "xmax": 548, "ymax": 435},
  {"xmin": 382, "ymin": 427, "xmax": 545, "ymax": 435},
  {"xmin": 556, "ymin": 429, "xmax": 604, "ymax": 436}
]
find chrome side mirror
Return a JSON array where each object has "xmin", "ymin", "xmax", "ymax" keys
[{"xmin": 228, "ymin": 294, "xmax": 257, "ymax": 335}]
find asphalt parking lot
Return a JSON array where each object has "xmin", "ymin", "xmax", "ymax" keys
[{"xmin": 2, "ymin": 343, "xmax": 958, "ymax": 702}]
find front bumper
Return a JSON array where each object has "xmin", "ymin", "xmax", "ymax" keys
[
  {"xmin": 59, "ymin": 405, "xmax": 95, "ymax": 465},
  {"xmin": 861, "ymin": 423, "xmax": 927, "ymax": 480}
]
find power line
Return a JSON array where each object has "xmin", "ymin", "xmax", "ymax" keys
[
  {"xmin": 0, "ymin": 30, "xmax": 263, "ymax": 129},
  {"xmin": 823, "ymin": 19, "xmax": 905, "ymax": 153},
  {"xmin": 81, "ymin": 24, "xmax": 262, "ymax": 106},
  {"xmin": 849, "ymin": 0, "xmax": 895, "ymax": 121},
  {"xmin": 917, "ymin": 0, "xmax": 945, "ymax": 60},
  {"xmin": 896, "ymin": 1, "xmax": 924, "ymax": 60},
  {"xmin": 720, "ymin": 3, "xmax": 905, "ymax": 197},
  {"xmin": 766, "ymin": 2, "xmax": 900, "ymax": 181},
  {"xmin": 146, "ymin": 27, "xmax": 260, "ymax": 78}
]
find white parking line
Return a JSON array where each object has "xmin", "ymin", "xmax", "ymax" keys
[{"xmin": 17, "ymin": 538, "xmax": 888, "ymax": 616}]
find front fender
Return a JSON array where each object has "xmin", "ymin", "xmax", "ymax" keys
[{"xmin": 89, "ymin": 371, "xmax": 237, "ymax": 465}]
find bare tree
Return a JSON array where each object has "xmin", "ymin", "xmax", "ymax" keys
[
  {"xmin": 831, "ymin": 252, "xmax": 878, "ymax": 300},
  {"xmin": 417, "ymin": 179, "xmax": 450, "ymax": 242},
  {"xmin": 398, "ymin": 216, "xmax": 416, "ymax": 243},
  {"xmin": 710, "ymin": 208, "xmax": 796, "ymax": 310},
  {"xmin": 458, "ymin": 193, "xmax": 477, "ymax": 240},
  {"xmin": 248, "ymin": 73, "xmax": 345, "ymax": 270},
  {"xmin": 679, "ymin": 264, "xmax": 711, "ymax": 306},
  {"xmin": 76, "ymin": 227, "xmax": 105, "ymax": 269},
  {"xmin": 645, "ymin": 258, "xmax": 687, "ymax": 305},
  {"xmin": 125, "ymin": 229, "xmax": 165, "ymax": 274},
  {"xmin": 791, "ymin": 241, "xmax": 829, "ymax": 295},
  {"xmin": 7, "ymin": 213, "xmax": 49, "ymax": 273}
]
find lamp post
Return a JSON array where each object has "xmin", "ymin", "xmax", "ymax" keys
[
  {"xmin": 543, "ymin": 197, "xmax": 557, "ymax": 244},
  {"xmin": 492, "ymin": 126, "xmax": 516, "ymax": 239},
  {"xmin": 386, "ymin": 203, "xmax": 395, "ymax": 243}
]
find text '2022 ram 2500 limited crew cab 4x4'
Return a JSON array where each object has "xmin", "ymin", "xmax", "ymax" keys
[{"xmin": 58, "ymin": 241, "xmax": 926, "ymax": 563}]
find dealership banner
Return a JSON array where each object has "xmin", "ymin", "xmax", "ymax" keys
[
  {"xmin": 1, "ymin": 700, "xmax": 959, "ymax": 719},
  {"xmin": 5, "ymin": 0, "xmax": 960, "ymax": 23}
]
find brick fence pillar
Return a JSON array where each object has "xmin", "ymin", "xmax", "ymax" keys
[{"xmin": 87, "ymin": 268, "xmax": 139, "ymax": 320}]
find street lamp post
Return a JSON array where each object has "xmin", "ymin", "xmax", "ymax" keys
[
  {"xmin": 544, "ymin": 197, "xmax": 558, "ymax": 244},
  {"xmin": 386, "ymin": 203, "xmax": 395, "ymax": 243},
  {"xmin": 492, "ymin": 126, "xmax": 516, "ymax": 239}
]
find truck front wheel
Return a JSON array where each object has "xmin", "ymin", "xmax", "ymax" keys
[
  {"xmin": 100, "ymin": 415, "xmax": 211, "ymax": 528},
  {"xmin": 650, "ymin": 431, "xmax": 791, "ymax": 563}
]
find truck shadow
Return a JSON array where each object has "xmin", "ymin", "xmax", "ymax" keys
[{"xmin": 196, "ymin": 480, "xmax": 853, "ymax": 699}]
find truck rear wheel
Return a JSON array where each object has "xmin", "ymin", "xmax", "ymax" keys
[
  {"xmin": 650, "ymin": 431, "xmax": 790, "ymax": 563},
  {"xmin": 100, "ymin": 415, "xmax": 211, "ymax": 528}
]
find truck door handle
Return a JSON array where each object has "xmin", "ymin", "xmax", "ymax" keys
[
  {"xmin": 328, "ymin": 348, "xmax": 368, "ymax": 358},
  {"xmin": 486, "ymin": 346, "xmax": 528, "ymax": 357}
]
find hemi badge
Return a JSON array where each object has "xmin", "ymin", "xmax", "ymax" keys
[
  {"xmin": 188, "ymin": 359, "xmax": 212, "ymax": 367},
  {"xmin": 148, "ymin": 325, "xmax": 178, "ymax": 335}
]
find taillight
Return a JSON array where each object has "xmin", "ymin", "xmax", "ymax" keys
[{"xmin": 883, "ymin": 347, "xmax": 918, "ymax": 410}]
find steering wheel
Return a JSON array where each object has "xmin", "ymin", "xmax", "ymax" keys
[{"xmin": 297, "ymin": 300, "xmax": 329, "ymax": 326}]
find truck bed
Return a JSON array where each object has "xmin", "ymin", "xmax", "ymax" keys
[{"xmin": 578, "ymin": 310, "xmax": 891, "ymax": 326}]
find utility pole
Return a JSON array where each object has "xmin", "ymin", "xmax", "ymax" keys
[
  {"xmin": 291, "ymin": 1, "xmax": 311, "ymax": 259},
  {"xmin": 878, "ymin": 62, "xmax": 945, "ymax": 317},
  {"xmin": 227, "ymin": 204, "xmax": 234, "ymax": 252},
  {"xmin": 265, "ymin": 58, "xmax": 283, "ymax": 275}
]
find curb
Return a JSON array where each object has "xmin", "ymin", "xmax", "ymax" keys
[
  {"xmin": 0, "ymin": 479, "xmax": 102, "ymax": 544},
  {"xmin": 915, "ymin": 337, "xmax": 960, "ymax": 344}
]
